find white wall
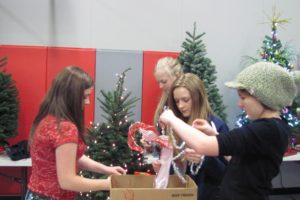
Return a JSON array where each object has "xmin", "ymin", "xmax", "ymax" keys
[{"xmin": 1, "ymin": 0, "xmax": 300, "ymax": 128}]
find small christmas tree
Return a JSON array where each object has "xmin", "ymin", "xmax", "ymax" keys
[
  {"xmin": 238, "ymin": 8, "xmax": 300, "ymax": 137},
  {"xmin": 78, "ymin": 68, "xmax": 151, "ymax": 200},
  {"xmin": 0, "ymin": 56, "xmax": 19, "ymax": 147},
  {"xmin": 179, "ymin": 23, "xmax": 227, "ymax": 121}
]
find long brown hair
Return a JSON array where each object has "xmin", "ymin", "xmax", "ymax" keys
[
  {"xmin": 29, "ymin": 66, "xmax": 93, "ymax": 144},
  {"xmin": 168, "ymin": 73, "xmax": 212, "ymax": 125}
]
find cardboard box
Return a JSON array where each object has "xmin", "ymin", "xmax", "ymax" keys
[{"xmin": 110, "ymin": 175, "xmax": 197, "ymax": 200}]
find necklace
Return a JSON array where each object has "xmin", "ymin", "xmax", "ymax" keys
[
  {"xmin": 172, "ymin": 149, "xmax": 185, "ymax": 161},
  {"xmin": 190, "ymin": 155, "xmax": 205, "ymax": 175},
  {"xmin": 171, "ymin": 161, "xmax": 187, "ymax": 183},
  {"xmin": 169, "ymin": 127, "xmax": 186, "ymax": 149},
  {"xmin": 163, "ymin": 126, "xmax": 186, "ymax": 183},
  {"xmin": 168, "ymin": 126, "xmax": 204, "ymax": 175}
]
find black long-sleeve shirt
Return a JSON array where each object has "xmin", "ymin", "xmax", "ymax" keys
[{"xmin": 217, "ymin": 118, "xmax": 289, "ymax": 200}]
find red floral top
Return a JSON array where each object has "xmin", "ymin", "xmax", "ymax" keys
[{"xmin": 28, "ymin": 115, "xmax": 86, "ymax": 200}]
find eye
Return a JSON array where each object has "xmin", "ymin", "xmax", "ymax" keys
[
  {"xmin": 239, "ymin": 95, "xmax": 246, "ymax": 100},
  {"xmin": 183, "ymin": 98, "xmax": 190, "ymax": 103}
]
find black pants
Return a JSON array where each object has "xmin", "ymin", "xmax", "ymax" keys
[{"xmin": 25, "ymin": 190, "xmax": 54, "ymax": 200}]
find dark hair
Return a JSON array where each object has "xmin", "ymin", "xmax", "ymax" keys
[{"xmin": 29, "ymin": 66, "xmax": 93, "ymax": 144}]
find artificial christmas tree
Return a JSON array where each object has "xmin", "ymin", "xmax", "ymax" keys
[
  {"xmin": 237, "ymin": 8, "xmax": 300, "ymax": 136},
  {"xmin": 0, "ymin": 56, "xmax": 19, "ymax": 149},
  {"xmin": 178, "ymin": 23, "xmax": 227, "ymax": 121},
  {"xmin": 78, "ymin": 68, "xmax": 152, "ymax": 200}
]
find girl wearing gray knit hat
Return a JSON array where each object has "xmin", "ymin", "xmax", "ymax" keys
[{"xmin": 159, "ymin": 62, "xmax": 300, "ymax": 200}]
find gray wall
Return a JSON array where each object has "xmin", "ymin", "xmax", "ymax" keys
[
  {"xmin": 1, "ymin": 0, "xmax": 300, "ymax": 191},
  {"xmin": 1, "ymin": 0, "xmax": 300, "ymax": 129},
  {"xmin": 95, "ymin": 49, "xmax": 143, "ymax": 122}
]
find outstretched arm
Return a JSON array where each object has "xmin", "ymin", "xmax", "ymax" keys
[
  {"xmin": 192, "ymin": 119, "xmax": 219, "ymax": 136},
  {"xmin": 78, "ymin": 155, "xmax": 126, "ymax": 175},
  {"xmin": 56, "ymin": 143, "xmax": 111, "ymax": 192},
  {"xmin": 160, "ymin": 110, "xmax": 219, "ymax": 156}
]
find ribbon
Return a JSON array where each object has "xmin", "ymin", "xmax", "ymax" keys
[
  {"xmin": 128, "ymin": 122, "xmax": 170, "ymax": 153},
  {"xmin": 127, "ymin": 122, "xmax": 175, "ymax": 189}
]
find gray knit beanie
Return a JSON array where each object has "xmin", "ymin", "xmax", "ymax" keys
[{"xmin": 225, "ymin": 62, "xmax": 300, "ymax": 111}]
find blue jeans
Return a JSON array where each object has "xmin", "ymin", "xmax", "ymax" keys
[{"xmin": 25, "ymin": 190, "xmax": 54, "ymax": 200}]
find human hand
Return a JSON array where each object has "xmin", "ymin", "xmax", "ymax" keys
[
  {"xmin": 152, "ymin": 160, "xmax": 162, "ymax": 173},
  {"xmin": 140, "ymin": 138, "xmax": 152, "ymax": 151},
  {"xmin": 192, "ymin": 119, "xmax": 218, "ymax": 136},
  {"xmin": 159, "ymin": 109, "xmax": 176, "ymax": 127},
  {"xmin": 101, "ymin": 176, "xmax": 111, "ymax": 191},
  {"xmin": 185, "ymin": 148, "xmax": 203, "ymax": 163},
  {"xmin": 158, "ymin": 135, "xmax": 169, "ymax": 141},
  {"xmin": 108, "ymin": 166, "xmax": 127, "ymax": 175}
]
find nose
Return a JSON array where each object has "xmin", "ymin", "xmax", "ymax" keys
[
  {"xmin": 85, "ymin": 97, "xmax": 90, "ymax": 105},
  {"xmin": 159, "ymin": 83, "xmax": 164, "ymax": 89},
  {"xmin": 238, "ymin": 100, "xmax": 243, "ymax": 109},
  {"xmin": 177, "ymin": 101, "xmax": 184, "ymax": 109}
]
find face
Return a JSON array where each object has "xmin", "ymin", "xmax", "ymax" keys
[
  {"xmin": 173, "ymin": 87, "xmax": 192, "ymax": 118},
  {"xmin": 83, "ymin": 87, "xmax": 93, "ymax": 105},
  {"xmin": 155, "ymin": 70, "xmax": 177, "ymax": 93},
  {"xmin": 237, "ymin": 90, "xmax": 265, "ymax": 120}
]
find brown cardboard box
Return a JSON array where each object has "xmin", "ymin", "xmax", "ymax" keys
[{"xmin": 110, "ymin": 175, "xmax": 197, "ymax": 200}]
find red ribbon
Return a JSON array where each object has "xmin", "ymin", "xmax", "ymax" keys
[{"xmin": 128, "ymin": 122, "xmax": 170, "ymax": 153}]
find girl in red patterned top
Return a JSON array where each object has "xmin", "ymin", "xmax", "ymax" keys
[{"xmin": 26, "ymin": 66, "xmax": 126, "ymax": 200}]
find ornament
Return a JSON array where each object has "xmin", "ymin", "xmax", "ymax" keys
[{"xmin": 0, "ymin": 146, "xmax": 5, "ymax": 153}]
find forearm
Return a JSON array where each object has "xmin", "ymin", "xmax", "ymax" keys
[
  {"xmin": 169, "ymin": 117, "xmax": 219, "ymax": 156},
  {"xmin": 78, "ymin": 155, "xmax": 110, "ymax": 174},
  {"xmin": 59, "ymin": 174, "xmax": 110, "ymax": 192}
]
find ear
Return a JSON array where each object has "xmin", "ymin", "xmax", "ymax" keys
[{"xmin": 175, "ymin": 72, "xmax": 181, "ymax": 78}]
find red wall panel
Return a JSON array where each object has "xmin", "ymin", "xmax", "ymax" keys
[
  {"xmin": 47, "ymin": 47, "xmax": 96, "ymax": 127},
  {"xmin": 0, "ymin": 46, "xmax": 96, "ymax": 196},
  {"xmin": 0, "ymin": 45, "xmax": 47, "ymax": 145},
  {"xmin": 141, "ymin": 51, "xmax": 179, "ymax": 125},
  {"xmin": 0, "ymin": 45, "xmax": 178, "ymax": 197},
  {"xmin": 0, "ymin": 45, "xmax": 47, "ymax": 195}
]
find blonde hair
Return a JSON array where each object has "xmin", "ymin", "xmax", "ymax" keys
[
  {"xmin": 154, "ymin": 57, "xmax": 182, "ymax": 78},
  {"xmin": 153, "ymin": 57, "xmax": 182, "ymax": 125}
]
